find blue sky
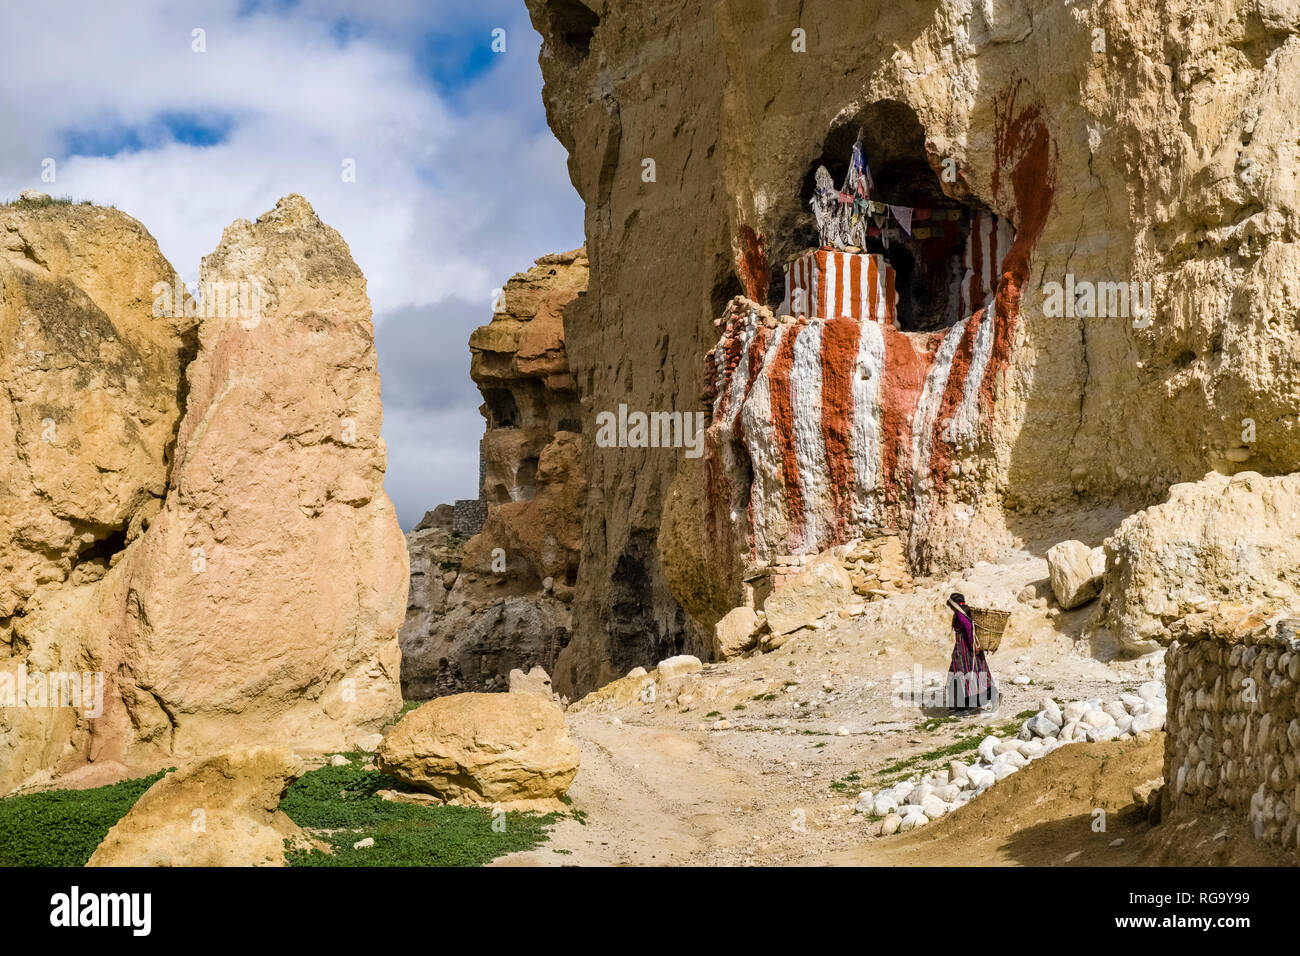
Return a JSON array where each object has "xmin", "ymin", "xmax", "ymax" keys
[{"xmin": 0, "ymin": 0, "xmax": 585, "ymax": 530}]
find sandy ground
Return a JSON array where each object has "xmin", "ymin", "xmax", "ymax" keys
[{"xmin": 493, "ymin": 539, "xmax": 1290, "ymax": 867}]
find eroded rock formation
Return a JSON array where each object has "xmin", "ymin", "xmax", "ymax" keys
[
  {"xmin": 376, "ymin": 692, "xmax": 580, "ymax": 811},
  {"xmin": 1097, "ymin": 471, "xmax": 1300, "ymax": 654},
  {"xmin": 87, "ymin": 747, "xmax": 317, "ymax": 867},
  {"xmin": 399, "ymin": 251, "xmax": 587, "ymax": 697},
  {"xmin": 527, "ymin": 0, "xmax": 1300, "ymax": 693},
  {"xmin": 0, "ymin": 195, "xmax": 406, "ymax": 793}
]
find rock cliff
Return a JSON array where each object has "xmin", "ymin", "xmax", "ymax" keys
[
  {"xmin": 399, "ymin": 251, "xmax": 587, "ymax": 697},
  {"xmin": 526, "ymin": 0, "xmax": 1300, "ymax": 693},
  {"xmin": 0, "ymin": 195, "xmax": 406, "ymax": 792}
]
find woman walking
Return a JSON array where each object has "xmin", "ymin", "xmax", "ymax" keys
[{"xmin": 946, "ymin": 593, "xmax": 997, "ymax": 711}]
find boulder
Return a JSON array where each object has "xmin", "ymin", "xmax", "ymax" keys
[
  {"xmin": 1131, "ymin": 710, "xmax": 1165, "ymax": 734},
  {"xmin": 1098, "ymin": 472, "xmax": 1300, "ymax": 653},
  {"xmin": 376, "ymin": 692, "xmax": 579, "ymax": 809},
  {"xmin": 1046, "ymin": 540, "xmax": 1106, "ymax": 609},
  {"xmin": 714, "ymin": 605, "xmax": 760, "ymax": 659},
  {"xmin": 1026, "ymin": 715, "xmax": 1062, "ymax": 739},
  {"xmin": 88, "ymin": 748, "xmax": 317, "ymax": 866},
  {"xmin": 509, "ymin": 665, "xmax": 558, "ymax": 700},
  {"xmin": 656, "ymin": 655, "xmax": 703, "ymax": 680},
  {"xmin": 762, "ymin": 557, "xmax": 854, "ymax": 635}
]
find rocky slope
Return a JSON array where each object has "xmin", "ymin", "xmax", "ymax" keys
[
  {"xmin": 400, "ymin": 251, "xmax": 587, "ymax": 697},
  {"xmin": 0, "ymin": 195, "xmax": 406, "ymax": 793},
  {"xmin": 526, "ymin": 0, "xmax": 1300, "ymax": 694}
]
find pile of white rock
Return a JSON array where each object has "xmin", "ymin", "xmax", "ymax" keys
[{"xmin": 856, "ymin": 680, "xmax": 1168, "ymax": 834}]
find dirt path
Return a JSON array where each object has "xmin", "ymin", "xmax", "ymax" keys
[{"xmin": 494, "ymin": 544, "xmax": 1283, "ymax": 867}]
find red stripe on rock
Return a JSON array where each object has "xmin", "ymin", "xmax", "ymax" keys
[
  {"xmin": 926, "ymin": 311, "xmax": 982, "ymax": 493},
  {"xmin": 820, "ymin": 313, "xmax": 861, "ymax": 542},
  {"xmin": 878, "ymin": 328, "xmax": 937, "ymax": 517},
  {"xmin": 987, "ymin": 90, "xmax": 1055, "ymax": 415}
]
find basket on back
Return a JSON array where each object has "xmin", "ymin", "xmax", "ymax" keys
[{"xmin": 970, "ymin": 607, "xmax": 1011, "ymax": 652}]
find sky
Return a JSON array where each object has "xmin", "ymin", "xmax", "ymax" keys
[{"xmin": 0, "ymin": 0, "xmax": 585, "ymax": 530}]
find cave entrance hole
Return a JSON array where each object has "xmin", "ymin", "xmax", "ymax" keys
[{"xmin": 774, "ymin": 99, "xmax": 1011, "ymax": 334}]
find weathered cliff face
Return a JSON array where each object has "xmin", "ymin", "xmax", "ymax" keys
[
  {"xmin": 0, "ymin": 195, "xmax": 406, "ymax": 792},
  {"xmin": 399, "ymin": 251, "xmax": 587, "ymax": 698},
  {"xmin": 527, "ymin": 0, "xmax": 1300, "ymax": 692},
  {"xmin": 0, "ymin": 202, "xmax": 195, "ymax": 632}
]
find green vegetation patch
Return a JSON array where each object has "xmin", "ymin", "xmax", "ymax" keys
[
  {"xmin": 3, "ymin": 195, "xmax": 94, "ymax": 209},
  {"xmin": 829, "ymin": 771, "xmax": 862, "ymax": 794},
  {"xmin": 279, "ymin": 757, "xmax": 555, "ymax": 867},
  {"xmin": 0, "ymin": 770, "xmax": 167, "ymax": 866},
  {"xmin": 874, "ymin": 718, "xmax": 1027, "ymax": 783}
]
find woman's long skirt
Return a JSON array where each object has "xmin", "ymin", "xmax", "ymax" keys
[{"xmin": 947, "ymin": 619, "xmax": 996, "ymax": 709}]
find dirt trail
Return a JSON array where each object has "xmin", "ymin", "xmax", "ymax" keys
[{"xmin": 495, "ymin": 543, "xmax": 1288, "ymax": 867}]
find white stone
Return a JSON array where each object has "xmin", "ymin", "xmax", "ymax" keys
[
  {"xmin": 1131, "ymin": 711, "xmax": 1165, "ymax": 733},
  {"xmin": 921, "ymin": 794, "xmax": 949, "ymax": 819},
  {"xmin": 977, "ymin": 735, "xmax": 999, "ymax": 763},
  {"xmin": 1027, "ymin": 715, "xmax": 1062, "ymax": 739},
  {"xmin": 656, "ymin": 655, "xmax": 702, "ymax": 679},
  {"xmin": 1019, "ymin": 739, "xmax": 1044, "ymax": 759},
  {"xmin": 1046, "ymin": 540, "xmax": 1106, "ymax": 608},
  {"xmin": 967, "ymin": 767, "xmax": 996, "ymax": 790},
  {"xmin": 1138, "ymin": 681, "xmax": 1163, "ymax": 702},
  {"xmin": 881, "ymin": 813, "xmax": 903, "ymax": 835},
  {"xmin": 1082, "ymin": 709, "xmax": 1115, "ymax": 729}
]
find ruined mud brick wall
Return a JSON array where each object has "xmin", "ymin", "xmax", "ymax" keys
[
  {"xmin": 743, "ymin": 535, "xmax": 912, "ymax": 609},
  {"xmin": 452, "ymin": 499, "xmax": 488, "ymax": 537},
  {"xmin": 528, "ymin": 0, "xmax": 1300, "ymax": 695},
  {"xmin": 1164, "ymin": 608, "xmax": 1300, "ymax": 861}
]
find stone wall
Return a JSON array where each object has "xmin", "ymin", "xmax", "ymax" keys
[{"xmin": 1164, "ymin": 605, "xmax": 1300, "ymax": 861}]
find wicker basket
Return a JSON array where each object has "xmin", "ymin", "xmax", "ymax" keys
[{"xmin": 970, "ymin": 607, "xmax": 1011, "ymax": 653}]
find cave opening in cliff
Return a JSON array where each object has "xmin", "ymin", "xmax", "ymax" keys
[
  {"xmin": 483, "ymin": 388, "xmax": 518, "ymax": 429},
  {"xmin": 778, "ymin": 99, "xmax": 1007, "ymax": 334},
  {"xmin": 540, "ymin": 0, "xmax": 600, "ymax": 62},
  {"xmin": 515, "ymin": 456, "xmax": 538, "ymax": 500}
]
